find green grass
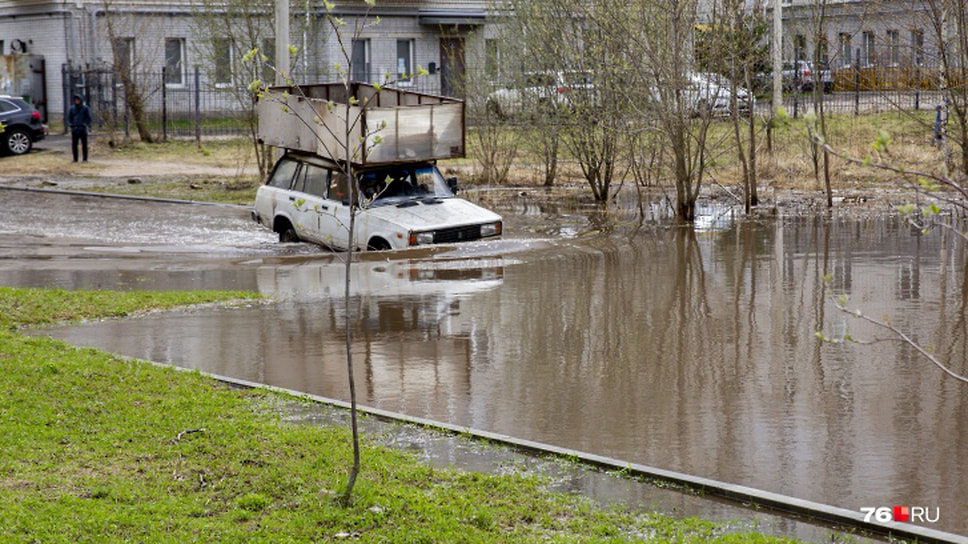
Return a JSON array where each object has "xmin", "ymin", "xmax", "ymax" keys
[
  {"xmin": 0, "ymin": 286, "xmax": 808, "ymax": 542},
  {"xmin": 83, "ymin": 176, "xmax": 259, "ymax": 205}
]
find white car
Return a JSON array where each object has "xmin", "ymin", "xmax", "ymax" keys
[
  {"xmin": 686, "ymin": 73, "xmax": 755, "ymax": 117},
  {"xmin": 252, "ymin": 152, "xmax": 503, "ymax": 251},
  {"xmin": 485, "ymin": 70, "xmax": 594, "ymax": 118}
]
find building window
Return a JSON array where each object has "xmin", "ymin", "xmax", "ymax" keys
[
  {"xmin": 818, "ymin": 37, "xmax": 829, "ymax": 66},
  {"xmin": 886, "ymin": 29, "xmax": 900, "ymax": 65},
  {"xmin": 794, "ymin": 34, "xmax": 806, "ymax": 62},
  {"xmin": 261, "ymin": 39, "xmax": 276, "ymax": 84},
  {"xmin": 911, "ymin": 29, "xmax": 924, "ymax": 66},
  {"xmin": 862, "ymin": 31, "xmax": 875, "ymax": 66},
  {"xmin": 485, "ymin": 39, "xmax": 502, "ymax": 80},
  {"xmin": 395, "ymin": 39, "xmax": 414, "ymax": 82},
  {"xmin": 351, "ymin": 39, "xmax": 370, "ymax": 82},
  {"xmin": 113, "ymin": 37, "xmax": 135, "ymax": 78},
  {"xmin": 165, "ymin": 38, "xmax": 185, "ymax": 85},
  {"xmin": 839, "ymin": 33, "xmax": 852, "ymax": 68},
  {"xmin": 214, "ymin": 38, "xmax": 232, "ymax": 86}
]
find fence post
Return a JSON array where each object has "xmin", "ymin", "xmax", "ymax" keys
[
  {"xmin": 914, "ymin": 65, "xmax": 920, "ymax": 111},
  {"xmin": 61, "ymin": 63, "xmax": 70, "ymax": 134},
  {"xmin": 111, "ymin": 72, "xmax": 118, "ymax": 137},
  {"xmin": 854, "ymin": 50, "xmax": 860, "ymax": 116},
  {"xmin": 162, "ymin": 67, "xmax": 168, "ymax": 142},
  {"xmin": 194, "ymin": 66, "xmax": 201, "ymax": 147}
]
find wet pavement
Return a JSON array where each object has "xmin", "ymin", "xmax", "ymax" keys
[{"xmin": 2, "ymin": 186, "xmax": 967, "ymax": 542}]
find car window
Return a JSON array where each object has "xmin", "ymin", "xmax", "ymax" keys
[
  {"xmin": 293, "ymin": 163, "xmax": 329, "ymax": 198},
  {"xmin": 359, "ymin": 170, "xmax": 389, "ymax": 200},
  {"xmin": 267, "ymin": 158, "xmax": 299, "ymax": 189},
  {"xmin": 0, "ymin": 99, "xmax": 18, "ymax": 113},
  {"xmin": 329, "ymin": 171, "xmax": 351, "ymax": 203},
  {"xmin": 563, "ymin": 72, "xmax": 592, "ymax": 86},
  {"xmin": 372, "ymin": 167, "xmax": 415, "ymax": 198},
  {"xmin": 524, "ymin": 73, "xmax": 555, "ymax": 87}
]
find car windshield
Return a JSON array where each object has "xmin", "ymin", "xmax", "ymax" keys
[{"xmin": 358, "ymin": 164, "xmax": 455, "ymax": 208}]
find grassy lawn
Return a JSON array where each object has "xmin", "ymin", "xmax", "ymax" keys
[
  {"xmin": 0, "ymin": 286, "xmax": 805, "ymax": 543},
  {"xmin": 82, "ymin": 176, "xmax": 260, "ymax": 205}
]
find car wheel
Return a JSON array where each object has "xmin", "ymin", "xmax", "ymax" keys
[
  {"xmin": 367, "ymin": 238, "xmax": 391, "ymax": 251},
  {"xmin": 279, "ymin": 225, "xmax": 299, "ymax": 243},
  {"xmin": 486, "ymin": 99, "xmax": 503, "ymax": 119},
  {"xmin": 5, "ymin": 128, "xmax": 32, "ymax": 155}
]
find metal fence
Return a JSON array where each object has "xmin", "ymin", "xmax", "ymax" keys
[
  {"xmin": 62, "ymin": 64, "xmax": 255, "ymax": 141},
  {"xmin": 60, "ymin": 63, "xmax": 950, "ymax": 143},
  {"xmin": 775, "ymin": 65, "xmax": 946, "ymax": 118}
]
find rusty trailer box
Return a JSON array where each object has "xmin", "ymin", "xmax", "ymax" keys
[{"xmin": 257, "ymin": 82, "xmax": 465, "ymax": 166}]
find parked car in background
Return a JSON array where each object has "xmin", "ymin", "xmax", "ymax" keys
[
  {"xmin": 485, "ymin": 70, "xmax": 594, "ymax": 118},
  {"xmin": 686, "ymin": 72, "xmax": 755, "ymax": 117},
  {"xmin": 755, "ymin": 61, "xmax": 832, "ymax": 94},
  {"xmin": 0, "ymin": 95, "xmax": 47, "ymax": 155}
]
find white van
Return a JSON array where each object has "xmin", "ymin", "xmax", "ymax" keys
[{"xmin": 252, "ymin": 152, "xmax": 503, "ymax": 251}]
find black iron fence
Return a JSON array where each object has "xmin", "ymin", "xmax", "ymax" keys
[
  {"xmin": 775, "ymin": 64, "xmax": 947, "ymax": 118},
  {"xmin": 62, "ymin": 64, "xmax": 255, "ymax": 141},
  {"xmin": 60, "ymin": 63, "xmax": 951, "ymax": 143}
]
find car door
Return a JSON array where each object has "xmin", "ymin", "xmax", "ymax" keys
[
  {"xmin": 255, "ymin": 156, "xmax": 300, "ymax": 229},
  {"xmin": 316, "ymin": 169, "xmax": 353, "ymax": 250},
  {"xmin": 288, "ymin": 162, "xmax": 332, "ymax": 245}
]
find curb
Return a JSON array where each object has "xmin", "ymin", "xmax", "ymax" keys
[{"xmin": 201, "ymin": 371, "xmax": 968, "ymax": 544}]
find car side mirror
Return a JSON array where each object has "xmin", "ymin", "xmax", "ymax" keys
[{"xmin": 446, "ymin": 176, "xmax": 459, "ymax": 195}]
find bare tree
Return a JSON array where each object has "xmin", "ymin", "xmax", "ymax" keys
[
  {"xmin": 700, "ymin": 0, "xmax": 770, "ymax": 213},
  {"xmin": 102, "ymin": 0, "xmax": 156, "ymax": 143},
  {"xmin": 921, "ymin": 0, "xmax": 968, "ymax": 177},
  {"xmin": 249, "ymin": 0, "xmax": 405, "ymax": 505},
  {"xmin": 807, "ymin": 0, "xmax": 834, "ymax": 207},
  {"xmin": 190, "ymin": 0, "xmax": 275, "ymax": 177},
  {"xmin": 463, "ymin": 67, "xmax": 519, "ymax": 184},
  {"xmin": 630, "ymin": 0, "xmax": 718, "ymax": 221},
  {"xmin": 489, "ymin": 0, "xmax": 568, "ymax": 187}
]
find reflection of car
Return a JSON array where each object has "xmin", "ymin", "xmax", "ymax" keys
[
  {"xmin": 686, "ymin": 73, "xmax": 754, "ymax": 117},
  {"xmin": 485, "ymin": 70, "xmax": 594, "ymax": 118},
  {"xmin": 256, "ymin": 258, "xmax": 505, "ymax": 301},
  {"xmin": 0, "ymin": 95, "xmax": 47, "ymax": 155},
  {"xmin": 252, "ymin": 152, "xmax": 503, "ymax": 251}
]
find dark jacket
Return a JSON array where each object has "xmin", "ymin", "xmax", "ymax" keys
[{"xmin": 68, "ymin": 96, "xmax": 92, "ymax": 133}]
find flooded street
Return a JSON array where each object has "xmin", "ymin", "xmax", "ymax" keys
[{"xmin": 3, "ymin": 187, "xmax": 967, "ymax": 537}]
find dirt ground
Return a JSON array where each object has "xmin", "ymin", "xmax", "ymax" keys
[
  {"xmin": 0, "ymin": 130, "xmax": 936, "ymax": 215},
  {"xmin": 0, "ymin": 132, "xmax": 257, "ymax": 186}
]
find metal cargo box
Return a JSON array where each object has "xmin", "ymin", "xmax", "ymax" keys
[{"xmin": 257, "ymin": 82, "xmax": 465, "ymax": 166}]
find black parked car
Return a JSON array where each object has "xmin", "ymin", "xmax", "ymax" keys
[{"xmin": 0, "ymin": 96, "xmax": 47, "ymax": 155}]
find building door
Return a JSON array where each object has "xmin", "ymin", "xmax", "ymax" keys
[{"xmin": 439, "ymin": 38, "xmax": 465, "ymax": 98}]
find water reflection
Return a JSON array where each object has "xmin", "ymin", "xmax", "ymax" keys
[{"xmin": 33, "ymin": 211, "xmax": 968, "ymax": 537}]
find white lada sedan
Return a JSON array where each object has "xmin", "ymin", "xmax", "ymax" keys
[{"xmin": 253, "ymin": 152, "xmax": 503, "ymax": 251}]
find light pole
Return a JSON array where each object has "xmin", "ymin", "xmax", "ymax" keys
[
  {"xmin": 275, "ymin": 0, "xmax": 290, "ymax": 85},
  {"xmin": 772, "ymin": 0, "xmax": 783, "ymax": 113}
]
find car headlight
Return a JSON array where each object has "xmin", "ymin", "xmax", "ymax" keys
[
  {"xmin": 409, "ymin": 231, "xmax": 435, "ymax": 246},
  {"xmin": 480, "ymin": 222, "xmax": 502, "ymax": 237}
]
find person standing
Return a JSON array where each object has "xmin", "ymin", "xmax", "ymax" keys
[{"xmin": 68, "ymin": 94, "xmax": 92, "ymax": 162}]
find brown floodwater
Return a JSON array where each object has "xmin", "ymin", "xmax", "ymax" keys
[{"xmin": 3, "ymin": 188, "xmax": 967, "ymax": 537}]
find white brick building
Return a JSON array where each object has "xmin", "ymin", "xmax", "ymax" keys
[
  {"xmin": 776, "ymin": 0, "xmax": 938, "ymax": 70},
  {"xmin": 0, "ymin": 0, "xmax": 491, "ymax": 123}
]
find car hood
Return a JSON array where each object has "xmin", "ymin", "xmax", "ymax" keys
[{"xmin": 361, "ymin": 197, "xmax": 502, "ymax": 230}]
